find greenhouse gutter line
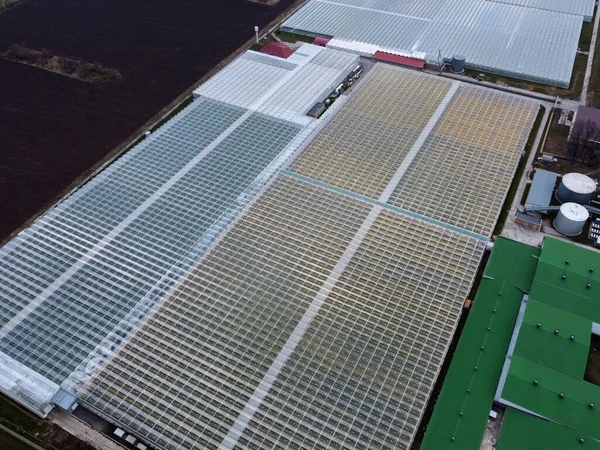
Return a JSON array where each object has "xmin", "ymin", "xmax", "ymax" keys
[
  {"xmin": 0, "ymin": 110, "xmax": 254, "ymax": 342},
  {"xmin": 315, "ymin": 0, "xmax": 431, "ymax": 22},
  {"xmin": 380, "ymin": 82, "xmax": 459, "ymax": 200},
  {"xmin": 281, "ymin": 170, "xmax": 487, "ymax": 242},
  {"xmin": 221, "ymin": 83, "xmax": 475, "ymax": 449}
]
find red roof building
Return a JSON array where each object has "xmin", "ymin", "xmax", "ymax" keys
[
  {"xmin": 259, "ymin": 42, "xmax": 294, "ymax": 59},
  {"xmin": 313, "ymin": 37, "xmax": 331, "ymax": 47},
  {"xmin": 373, "ymin": 51, "xmax": 425, "ymax": 69}
]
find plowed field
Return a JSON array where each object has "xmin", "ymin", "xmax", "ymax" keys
[{"xmin": 0, "ymin": 0, "xmax": 297, "ymax": 241}]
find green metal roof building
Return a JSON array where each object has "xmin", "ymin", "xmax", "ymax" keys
[
  {"xmin": 498, "ymin": 237, "xmax": 600, "ymax": 446},
  {"xmin": 421, "ymin": 237, "xmax": 600, "ymax": 450},
  {"xmin": 497, "ymin": 408, "xmax": 600, "ymax": 450},
  {"xmin": 420, "ymin": 237, "xmax": 541, "ymax": 449}
]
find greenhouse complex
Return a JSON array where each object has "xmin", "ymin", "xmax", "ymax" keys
[
  {"xmin": 0, "ymin": 37, "xmax": 547, "ymax": 448},
  {"xmin": 281, "ymin": 0, "xmax": 594, "ymax": 87}
]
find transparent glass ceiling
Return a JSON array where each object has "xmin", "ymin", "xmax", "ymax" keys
[
  {"xmin": 194, "ymin": 45, "xmax": 358, "ymax": 121},
  {"xmin": 81, "ymin": 172, "xmax": 485, "ymax": 449},
  {"xmin": 80, "ymin": 177, "xmax": 373, "ymax": 449},
  {"xmin": 0, "ymin": 101, "xmax": 303, "ymax": 386},
  {"xmin": 388, "ymin": 85, "xmax": 539, "ymax": 236},
  {"xmin": 290, "ymin": 66, "xmax": 538, "ymax": 237},
  {"xmin": 193, "ymin": 53, "xmax": 295, "ymax": 109},
  {"xmin": 259, "ymin": 49, "xmax": 358, "ymax": 117},
  {"xmin": 291, "ymin": 68, "xmax": 453, "ymax": 199},
  {"xmin": 282, "ymin": 0, "xmax": 584, "ymax": 87},
  {"xmin": 77, "ymin": 65, "xmax": 525, "ymax": 450},
  {"xmin": 239, "ymin": 208, "xmax": 484, "ymax": 450},
  {"xmin": 0, "ymin": 45, "xmax": 362, "ymax": 415},
  {"xmin": 489, "ymin": 0, "xmax": 594, "ymax": 18}
]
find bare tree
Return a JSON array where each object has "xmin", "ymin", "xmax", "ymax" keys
[
  {"xmin": 569, "ymin": 120, "xmax": 586, "ymax": 163},
  {"xmin": 569, "ymin": 118, "xmax": 600, "ymax": 166}
]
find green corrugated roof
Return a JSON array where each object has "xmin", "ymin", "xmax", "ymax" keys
[
  {"xmin": 539, "ymin": 237, "xmax": 599, "ymax": 274},
  {"xmin": 500, "ymin": 237, "xmax": 600, "ymax": 444},
  {"xmin": 420, "ymin": 238, "xmax": 541, "ymax": 450},
  {"xmin": 496, "ymin": 408, "xmax": 600, "ymax": 450},
  {"xmin": 504, "ymin": 355, "xmax": 599, "ymax": 434},
  {"xmin": 514, "ymin": 299, "xmax": 591, "ymax": 378},
  {"xmin": 484, "ymin": 237, "xmax": 542, "ymax": 290},
  {"xmin": 530, "ymin": 237, "xmax": 599, "ymax": 322}
]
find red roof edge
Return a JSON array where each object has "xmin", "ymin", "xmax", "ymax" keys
[
  {"xmin": 259, "ymin": 42, "xmax": 294, "ymax": 59},
  {"xmin": 373, "ymin": 51, "xmax": 425, "ymax": 69},
  {"xmin": 313, "ymin": 37, "xmax": 331, "ymax": 47}
]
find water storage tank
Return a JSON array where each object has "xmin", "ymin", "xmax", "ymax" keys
[
  {"xmin": 554, "ymin": 202, "xmax": 589, "ymax": 236},
  {"xmin": 450, "ymin": 55, "xmax": 465, "ymax": 73},
  {"xmin": 556, "ymin": 173, "xmax": 596, "ymax": 204}
]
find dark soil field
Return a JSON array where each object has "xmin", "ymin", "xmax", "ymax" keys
[
  {"xmin": 0, "ymin": 394, "xmax": 94, "ymax": 450},
  {"xmin": 0, "ymin": 0, "xmax": 298, "ymax": 243}
]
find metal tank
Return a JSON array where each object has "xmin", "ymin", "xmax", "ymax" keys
[
  {"xmin": 556, "ymin": 173, "xmax": 596, "ymax": 204},
  {"xmin": 450, "ymin": 55, "xmax": 466, "ymax": 73},
  {"xmin": 554, "ymin": 202, "xmax": 589, "ymax": 236}
]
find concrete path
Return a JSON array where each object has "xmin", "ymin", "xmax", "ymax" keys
[
  {"xmin": 500, "ymin": 104, "xmax": 551, "ymax": 247},
  {"xmin": 429, "ymin": 70, "xmax": 581, "ymax": 112},
  {"xmin": 560, "ymin": 98, "xmax": 583, "ymax": 112},
  {"xmin": 581, "ymin": 9, "xmax": 600, "ymax": 105},
  {"xmin": 435, "ymin": 71, "xmax": 557, "ymax": 102},
  {"xmin": 0, "ymin": 423, "xmax": 45, "ymax": 450},
  {"xmin": 50, "ymin": 409, "xmax": 125, "ymax": 450}
]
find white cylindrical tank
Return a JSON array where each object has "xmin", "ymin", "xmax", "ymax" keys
[
  {"xmin": 554, "ymin": 202, "xmax": 589, "ymax": 236},
  {"xmin": 556, "ymin": 173, "xmax": 596, "ymax": 204}
]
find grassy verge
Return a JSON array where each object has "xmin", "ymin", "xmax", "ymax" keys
[
  {"xmin": 2, "ymin": 44, "xmax": 121, "ymax": 83},
  {"xmin": 589, "ymin": 14, "xmax": 600, "ymax": 106},
  {"xmin": 251, "ymin": 29, "xmax": 315, "ymax": 50},
  {"xmin": 540, "ymin": 107, "xmax": 596, "ymax": 175},
  {"xmin": 580, "ymin": 19, "xmax": 594, "ymax": 52},
  {"xmin": 463, "ymin": 51, "xmax": 586, "ymax": 99},
  {"xmin": 250, "ymin": 35, "xmax": 276, "ymax": 51},
  {"xmin": 277, "ymin": 30, "xmax": 317, "ymax": 43},
  {"xmin": 493, "ymin": 106, "xmax": 546, "ymax": 235}
]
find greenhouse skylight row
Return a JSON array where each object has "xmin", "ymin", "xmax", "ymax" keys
[{"xmin": 388, "ymin": 84, "xmax": 539, "ymax": 236}]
